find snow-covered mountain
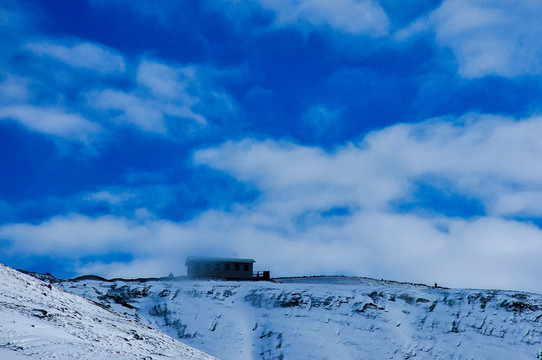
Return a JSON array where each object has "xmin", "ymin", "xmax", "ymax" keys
[
  {"xmin": 0, "ymin": 264, "xmax": 218, "ymax": 360},
  {"xmin": 53, "ymin": 274, "xmax": 542, "ymax": 360}
]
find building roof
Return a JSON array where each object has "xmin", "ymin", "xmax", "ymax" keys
[{"xmin": 185, "ymin": 256, "xmax": 255, "ymax": 265}]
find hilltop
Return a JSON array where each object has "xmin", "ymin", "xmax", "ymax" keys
[
  {"xmin": 52, "ymin": 274, "xmax": 542, "ymax": 359},
  {"xmin": 0, "ymin": 264, "xmax": 217, "ymax": 360}
]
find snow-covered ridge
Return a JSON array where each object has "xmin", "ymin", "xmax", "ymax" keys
[
  {"xmin": 0, "ymin": 264, "xmax": 218, "ymax": 359},
  {"xmin": 52, "ymin": 274, "xmax": 542, "ymax": 360}
]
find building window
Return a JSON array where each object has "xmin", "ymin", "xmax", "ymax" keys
[
  {"xmin": 225, "ymin": 264, "xmax": 231, "ymax": 271},
  {"xmin": 235, "ymin": 263, "xmax": 240, "ymax": 271},
  {"xmin": 244, "ymin": 264, "xmax": 249, "ymax": 271},
  {"xmin": 215, "ymin": 263, "xmax": 221, "ymax": 270}
]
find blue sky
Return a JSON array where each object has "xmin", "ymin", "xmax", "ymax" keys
[{"xmin": 2, "ymin": 0, "xmax": 542, "ymax": 292}]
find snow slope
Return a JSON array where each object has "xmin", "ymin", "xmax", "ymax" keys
[
  {"xmin": 57, "ymin": 275, "xmax": 542, "ymax": 360},
  {"xmin": 0, "ymin": 264, "xmax": 218, "ymax": 360}
]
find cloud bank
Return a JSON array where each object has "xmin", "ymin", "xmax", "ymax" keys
[{"xmin": 3, "ymin": 114, "xmax": 542, "ymax": 293}]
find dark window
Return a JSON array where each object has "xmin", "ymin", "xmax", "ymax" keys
[
  {"xmin": 235, "ymin": 263, "xmax": 240, "ymax": 271},
  {"xmin": 215, "ymin": 263, "xmax": 220, "ymax": 270},
  {"xmin": 225, "ymin": 264, "xmax": 231, "ymax": 271},
  {"xmin": 244, "ymin": 264, "xmax": 249, "ymax": 271}
]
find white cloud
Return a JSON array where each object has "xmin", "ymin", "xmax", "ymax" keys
[
  {"xmin": 84, "ymin": 191, "xmax": 135, "ymax": 205},
  {"xmin": 4, "ymin": 113, "xmax": 542, "ymax": 292},
  {"xmin": 87, "ymin": 88, "xmax": 205, "ymax": 135},
  {"xmin": 2, "ymin": 205, "xmax": 541, "ymax": 292},
  {"xmin": 77, "ymin": 258, "xmax": 176, "ymax": 278},
  {"xmin": 432, "ymin": 0, "xmax": 542, "ymax": 78},
  {"xmin": 255, "ymin": 0, "xmax": 390, "ymax": 36},
  {"xmin": 86, "ymin": 60, "xmax": 241, "ymax": 135},
  {"xmin": 202, "ymin": 113, "xmax": 542, "ymax": 214},
  {"xmin": 0, "ymin": 74, "xmax": 30, "ymax": 103},
  {"xmin": 363, "ymin": 114, "xmax": 542, "ymax": 195},
  {"xmin": 394, "ymin": 16, "xmax": 431, "ymax": 41},
  {"xmin": 88, "ymin": 89, "xmax": 170, "ymax": 134},
  {"xmin": 195, "ymin": 139, "xmax": 406, "ymax": 212},
  {"xmin": 488, "ymin": 191, "xmax": 542, "ymax": 218},
  {"xmin": 0, "ymin": 214, "xmax": 148, "ymax": 256},
  {"xmin": 190, "ymin": 113, "xmax": 542, "ymax": 292},
  {"xmin": 0, "ymin": 105, "xmax": 102, "ymax": 142},
  {"xmin": 0, "ymin": 212, "xmax": 228, "ymax": 277},
  {"xmin": 136, "ymin": 61, "xmax": 196, "ymax": 101},
  {"xmin": 25, "ymin": 40, "xmax": 126, "ymax": 75}
]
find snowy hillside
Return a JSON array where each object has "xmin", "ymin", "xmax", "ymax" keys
[
  {"xmin": 55, "ymin": 275, "xmax": 542, "ymax": 360},
  {"xmin": 0, "ymin": 264, "xmax": 218, "ymax": 360}
]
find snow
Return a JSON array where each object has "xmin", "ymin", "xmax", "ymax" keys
[
  {"xmin": 57, "ymin": 275, "xmax": 542, "ymax": 360},
  {"xmin": 0, "ymin": 264, "xmax": 218, "ymax": 359},
  {"xmin": 4, "ymin": 264, "xmax": 542, "ymax": 359}
]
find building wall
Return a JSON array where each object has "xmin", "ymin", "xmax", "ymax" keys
[{"xmin": 187, "ymin": 260, "xmax": 253, "ymax": 280}]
